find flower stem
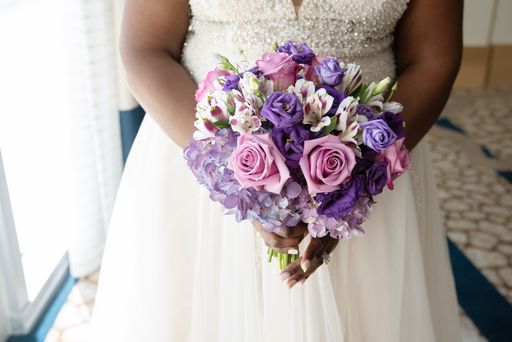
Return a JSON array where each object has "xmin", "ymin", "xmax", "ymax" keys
[{"xmin": 266, "ymin": 247, "xmax": 300, "ymax": 270}]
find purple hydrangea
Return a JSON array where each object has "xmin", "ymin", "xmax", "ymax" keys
[{"xmin": 185, "ymin": 129, "xmax": 311, "ymax": 232}]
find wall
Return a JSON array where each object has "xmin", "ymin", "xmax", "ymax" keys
[{"xmin": 455, "ymin": 0, "xmax": 512, "ymax": 88}]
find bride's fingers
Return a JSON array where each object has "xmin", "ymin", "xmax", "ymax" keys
[
  {"xmin": 287, "ymin": 256, "xmax": 323, "ymax": 288},
  {"xmin": 279, "ymin": 257, "xmax": 304, "ymax": 283},
  {"xmin": 273, "ymin": 223, "xmax": 308, "ymax": 239},
  {"xmin": 264, "ymin": 233, "xmax": 302, "ymax": 253},
  {"xmin": 301, "ymin": 236, "xmax": 323, "ymax": 272}
]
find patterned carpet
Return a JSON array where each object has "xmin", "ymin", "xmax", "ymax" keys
[{"xmin": 43, "ymin": 89, "xmax": 512, "ymax": 342}]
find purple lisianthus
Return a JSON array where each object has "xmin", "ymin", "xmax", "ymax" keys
[
  {"xmin": 261, "ymin": 92, "xmax": 303, "ymax": 129},
  {"xmin": 352, "ymin": 146, "xmax": 379, "ymax": 175},
  {"xmin": 223, "ymin": 74, "xmax": 240, "ymax": 92},
  {"xmin": 277, "ymin": 41, "xmax": 315, "ymax": 65},
  {"xmin": 271, "ymin": 125, "xmax": 311, "ymax": 169},
  {"xmin": 322, "ymin": 85, "xmax": 346, "ymax": 115},
  {"xmin": 315, "ymin": 177, "xmax": 364, "ymax": 219},
  {"xmin": 244, "ymin": 66, "xmax": 263, "ymax": 78},
  {"xmin": 357, "ymin": 104, "xmax": 375, "ymax": 120},
  {"xmin": 381, "ymin": 111, "xmax": 405, "ymax": 139},
  {"xmin": 365, "ymin": 160, "xmax": 388, "ymax": 196},
  {"xmin": 361, "ymin": 119, "xmax": 397, "ymax": 152},
  {"xmin": 315, "ymin": 57, "xmax": 345, "ymax": 87}
]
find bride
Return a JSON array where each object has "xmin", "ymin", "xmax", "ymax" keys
[{"xmin": 91, "ymin": 0, "xmax": 463, "ymax": 341}]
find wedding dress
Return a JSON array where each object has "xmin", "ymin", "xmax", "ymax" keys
[{"xmin": 91, "ymin": 0, "xmax": 462, "ymax": 341}]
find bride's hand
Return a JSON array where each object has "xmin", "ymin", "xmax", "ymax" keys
[
  {"xmin": 279, "ymin": 235, "xmax": 339, "ymax": 288},
  {"xmin": 252, "ymin": 221, "xmax": 308, "ymax": 254}
]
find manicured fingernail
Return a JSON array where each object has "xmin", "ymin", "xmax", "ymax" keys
[
  {"xmin": 280, "ymin": 272, "xmax": 290, "ymax": 281},
  {"xmin": 287, "ymin": 279, "xmax": 297, "ymax": 288},
  {"xmin": 288, "ymin": 248, "xmax": 299, "ymax": 255},
  {"xmin": 301, "ymin": 260, "xmax": 310, "ymax": 272}
]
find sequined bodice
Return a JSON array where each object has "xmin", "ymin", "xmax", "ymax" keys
[{"xmin": 182, "ymin": 0, "xmax": 409, "ymax": 82}]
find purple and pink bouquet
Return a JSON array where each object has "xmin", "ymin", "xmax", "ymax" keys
[{"xmin": 184, "ymin": 42, "xmax": 411, "ymax": 269}]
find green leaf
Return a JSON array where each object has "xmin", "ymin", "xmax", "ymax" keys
[
  {"xmin": 349, "ymin": 83, "xmax": 365, "ymax": 99},
  {"xmin": 323, "ymin": 116, "xmax": 338, "ymax": 135},
  {"xmin": 215, "ymin": 54, "xmax": 238, "ymax": 73},
  {"xmin": 213, "ymin": 120, "xmax": 230, "ymax": 128}
]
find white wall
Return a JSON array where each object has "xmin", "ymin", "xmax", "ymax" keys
[
  {"xmin": 463, "ymin": 0, "xmax": 512, "ymax": 46},
  {"xmin": 463, "ymin": 0, "xmax": 495, "ymax": 46},
  {"xmin": 492, "ymin": 0, "xmax": 512, "ymax": 44}
]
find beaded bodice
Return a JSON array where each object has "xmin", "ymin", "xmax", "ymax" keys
[{"xmin": 182, "ymin": 0, "xmax": 409, "ymax": 83}]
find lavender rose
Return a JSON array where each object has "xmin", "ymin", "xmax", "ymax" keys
[
  {"xmin": 315, "ymin": 177, "xmax": 364, "ymax": 219},
  {"xmin": 261, "ymin": 92, "xmax": 304, "ymax": 129},
  {"xmin": 365, "ymin": 160, "xmax": 388, "ymax": 196},
  {"xmin": 361, "ymin": 119, "xmax": 397, "ymax": 152},
  {"xmin": 271, "ymin": 125, "xmax": 311, "ymax": 169},
  {"xmin": 227, "ymin": 133, "xmax": 290, "ymax": 194},
  {"xmin": 314, "ymin": 57, "xmax": 345, "ymax": 87},
  {"xmin": 277, "ymin": 41, "xmax": 315, "ymax": 65},
  {"xmin": 299, "ymin": 135, "xmax": 356, "ymax": 195}
]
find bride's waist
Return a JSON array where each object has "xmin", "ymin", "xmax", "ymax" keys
[{"xmin": 187, "ymin": 17, "xmax": 393, "ymax": 60}]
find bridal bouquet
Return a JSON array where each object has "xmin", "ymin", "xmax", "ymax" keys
[{"xmin": 184, "ymin": 41, "xmax": 411, "ymax": 269}]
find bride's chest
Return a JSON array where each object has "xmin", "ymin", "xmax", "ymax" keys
[{"xmin": 189, "ymin": 0, "xmax": 409, "ymax": 25}]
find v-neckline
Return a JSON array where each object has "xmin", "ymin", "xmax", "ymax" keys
[{"xmin": 291, "ymin": 0, "xmax": 304, "ymax": 19}]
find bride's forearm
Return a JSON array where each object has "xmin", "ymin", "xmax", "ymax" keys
[
  {"xmin": 392, "ymin": 60, "xmax": 460, "ymax": 151},
  {"xmin": 121, "ymin": 48, "xmax": 197, "ymax": 148}
]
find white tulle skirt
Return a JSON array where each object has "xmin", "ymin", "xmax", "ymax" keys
[{"xmin": 91, "ymin": 114, "xmax": 461, "ymax": 341}]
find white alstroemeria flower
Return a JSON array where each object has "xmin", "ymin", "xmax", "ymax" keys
[
  {"xmin": 239, "ymin": 72, "xmax": 274, "ymax": 111},
  {"xmin": 303, "ymin": 88, "xmax": 334, "ymax": 132},
  {"xmin": 340, "ymin": 63, "xmax": 362, "ymax": 95},
  {"xmin": 193, "ymin": 117, "xmax": 218, "ymax": 141},
  {"xmin": 229, "ymin": 102, "xmax": 261, "ymax": 134},
  {"xmin": 287, "ymin": 78, "xmax": 315, "ymax": 104},
  {"xmin": 382, "ymin": 101, "xmax": 404, "ymax": 114},
  {"xmin": 192, "ymin": 91, "xmax": 234, "ymax": 140},
  {"xmin": 195, "ymin": 90, "xmax": 231, "ymax": 122},
  {"xmin": 334, "ymin": 96, "xmax": 360, "ymax": 144}
]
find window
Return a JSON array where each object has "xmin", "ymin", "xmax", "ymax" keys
[{"xmin": 0, "ymin": 0, "xmax": 122, "ymax": 334}]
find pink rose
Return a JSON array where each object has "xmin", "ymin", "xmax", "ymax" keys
[
  {"xmin": 256, "ymin": 52, "xmax": 297, "ymax": 90},
  {"xmin": 299, "ymin": 135, "xmax": 356, "ymax": 195},
  {"xmin": 381, "ymin": 138, "xmax": 412, "ymax": 190},
  {"xmin": 228, "ymin": 133, "xmax": 290, "ymax": 194},
  {"xmin": 304, "ymin": 55, "xmax": 329, "ymax": 84},
  {"xmin": 195, "ymin": 68, "xmax": 230, "ymax": 102}
]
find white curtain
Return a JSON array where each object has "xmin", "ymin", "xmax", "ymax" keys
[{"xmin": 63, "ymin": 0, "xmax": 124, "ymax": 277}]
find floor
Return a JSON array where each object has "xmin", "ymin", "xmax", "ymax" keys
[{"xmin": 44, "ymin": 88, "xmax": 512, "ymax": 342}]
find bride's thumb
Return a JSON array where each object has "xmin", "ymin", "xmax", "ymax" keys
[{"xmin": 301, "ymin": 237, "xmax": 321, "ymax": 272}]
